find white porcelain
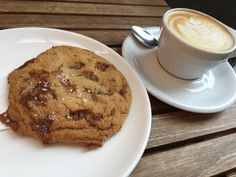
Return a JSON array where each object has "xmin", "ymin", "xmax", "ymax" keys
[
  {"xmin": 0, "ymin": 123, "xmax": 6, "ymax": 132},
  {"xmin": 158, "ymin": 8, "xmax": 236, "ymax": 79},
  {"xmin": 0, "ymin": 27, "xmax": 152, "ymax": 177},
  {"xmin": 122, "ymin": 27, "xmax": 236, "ymax": 113}
]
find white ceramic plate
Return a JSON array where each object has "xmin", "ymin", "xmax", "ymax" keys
[
  {"xmin": 0, "ymin": 27, "xmax": 151, "ymax": 177},
  {"xmin": 122, "ymin": 27, "xmax": 236, "ymax": 113}
]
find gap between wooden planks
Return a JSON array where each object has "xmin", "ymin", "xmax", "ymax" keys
[
  {"xmin": 0, "ymin": 1, "xmax": 169, "ymax": 17},
  {"xmin": 147, "ymin": 104, "xmax": 236, "ymax": 149},
  {"xmin": 8, "ymin": 0, "xmax": 168, "ymax": 6},
  {"xmin": 227, "ymin": 171, "xmax": 236, "ymax": 177},
  {"xmin": 131, "ymin": 132, "xmax": 236, "ymax": 177},
  {"xmin": 0, "ymin": 14, "xmax": 162, "ymax": 29}
]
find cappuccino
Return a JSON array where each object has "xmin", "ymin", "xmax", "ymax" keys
[{"xmin": 165, "ymin": 10, "xmax": 235, "ymax": 52}]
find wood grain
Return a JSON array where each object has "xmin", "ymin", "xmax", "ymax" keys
[
  {"xmin": 72, "ymin": 30, "xmax": 131, "ymax": 45},
  {"xmin": 0, "ymin": 1, "xmax": 169, "ymax": 17},
  {"xmin": 0, "ymin": 14, "xmax": 161, "ymax": 29},
  {"xmin": 149, "ymin": 94, "xmax": 179, "ymax": 114},
  {"xmin": 227, "ymin": 171, "xmax": 236, "ymax": 177},
  {"xmin": 131, "ymin": 133, "xmax": 236, "ymax": 177},
  {"xmin": 110, "ymin": 46, "xmax": 121, "ymax": 54},
  {"xmin": 147, "ymin": 104, "xmax": 236, "ymax": 148},
  {"xmin": 11, "ymin": 0, "xmax": 168, "ymax": 6},
  {"xmin": 1, "ymin": 1, "xmax": 235, "ymax": 176}
]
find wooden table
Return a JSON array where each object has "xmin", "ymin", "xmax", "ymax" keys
[{"xmin": 1, "ymin": 1, "xmax": 236, "ymax": 176}]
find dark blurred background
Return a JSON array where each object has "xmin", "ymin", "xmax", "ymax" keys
[
  {"xmin": 165, "ymin": 0, "xmax": 236, "ymax": 29},
  {"xmin": 165, "ymin": 0, "xmax": 236, "ymax": 68}
]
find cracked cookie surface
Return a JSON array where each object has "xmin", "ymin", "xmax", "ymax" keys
[{"xmin": 0, "ymin": 46, "xmax": 132, "ymax": 148}]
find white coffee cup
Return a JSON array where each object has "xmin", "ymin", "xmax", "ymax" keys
[{"xmin": 157, "ymin": 8, "xmax": 236, "ymax": 79}]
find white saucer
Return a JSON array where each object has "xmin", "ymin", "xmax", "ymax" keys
[{"xmin": 122, "ymin": 27, "xmax": 236, "ymax": 113}]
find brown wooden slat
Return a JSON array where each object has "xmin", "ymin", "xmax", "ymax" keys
[
  {"xmin": 110, "ymin": 47, "xmax": 121, "ymax": 54},
  {"xmin": 0, "ymin": 1, "xmax": 169, "ymax": 17},
  {"xmin": 0, "ymin": 14, "xmax": 161, "ymax": 29},
  {"xmin": 227, "ymin": 172, "xmax": 236, "ymax": 177},
  {"xmin": 71, "ymin": 30, "xmax": 130, "ymax": 45},
  {"xmin": 147, "ymin": 104, "xmax": 236, "ymax": 148},
  {"xmin": 149, "ymin": 94, "xmax": 179, "ymax": 114},
  {"xmin": 11, "ymin": 0, "xmax": 168, "ymax": 6},
  {"xmin": 131, "ymin": 133, "xmax": 236, "ymax": 177}
]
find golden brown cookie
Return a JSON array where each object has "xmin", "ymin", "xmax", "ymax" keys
[{"xmin": 0, "ymin": 46, "xmax": 132, "ymax": 148}]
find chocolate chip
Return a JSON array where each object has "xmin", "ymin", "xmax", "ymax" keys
[
  {"xmin": 67, "ymin": 109, "xmax": 103, "ymax": 126},
  {"xmin": 30, "ymin": 117, "xmax": 53, "ymax": 144},
  {"xmin": 69, "ymin": 62, "xmax": 85, "ymax": 70},
  {"xmin": 67, "ymin": 109, "xmax": 93, "ymax": 120},
  {"xmin": 29, "ymin": 70, "xmax": 49, "ymax": 81},
  {"xmin": 51, "ymin": 68, "xmax": 62, "ymax": 75},
  {"xmin": 119, "ymin": 84, "xmax": 127, "ymax": 97},
  {"xmin": 21, "ymin": 79, "xmax": 57, "ymax": 108},
  {"xmin": 28, "ymin": 70, "xmax": 57, "ymax": 99},
  {"xmin": 94, "ymin": 113, "xmax": 103, "ymax": 121},
  {"xmin": 0, "ymin": 112, "xmax": 18, "ymax": 132},
  {"xmin": 92, "ymin": 94, "xmax": 98, "ymax": 102},
  {"xmin": 110, "ymin": 108, "xmax": 116, "ymax": 116},
  {"xmin": 86, "ymin": 113, "xmax": 103, "ymax": 126},
  {"xmin": 59, "ymin": 76, "xmax": 76, "ymax": 93},
  {"xmin": 81, "ymin": 71, "xmax": 98, "ymax": 82},
  {"xmin": 110, "ymin": 78, "xmax": 116, "ymax": 82},
  {"xmin": 95, "ymin": 62, "xmax": 110, "ymax": 71}
]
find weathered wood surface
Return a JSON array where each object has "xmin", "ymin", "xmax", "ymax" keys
[
  {"xmin": 0, "ymin": 14, "xmax": 162, "ymax": 29},
  {"xmin": 0, "ymin": 1, "xmax": 169, "ymax": 16},
  {"xmin": 131, "ymin": 133, "xmax": 236, "ymax": 177},
  {"xmin": 10, "ymin": 0, "xmax": 168, "ymax": 6},
  {"xmin": 1, "ymin": 1, "xmax": 236, "ymax": 176},
  {"xmin": 227, "ymin": 172, "xmax": 236, "ymax": 177},
  {"xmin": 147, "ymin": 104, "xmax": 236, "ymax": 149}
]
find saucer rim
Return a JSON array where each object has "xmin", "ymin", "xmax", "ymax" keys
[{"xmin": 122, "ymin": 34, "xmax": 236, "ymax": 113}]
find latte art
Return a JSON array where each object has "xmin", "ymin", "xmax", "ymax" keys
[{"xmin": 166, "ymin": 11, "xmax": 234, "ymax": 52}]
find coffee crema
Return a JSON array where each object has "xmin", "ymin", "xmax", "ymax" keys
[{"xmin": 166, "ymin": 10, "xmax": 235, "ymax": 52}]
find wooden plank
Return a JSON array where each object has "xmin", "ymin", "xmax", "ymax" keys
[
  {"xmin": 0, "ymin": 1, "xmax": 169, "ymax": 17},
  {"xmin": 147, "ymin": 104, "xmax": 236, "ymax": 148},
  {"xmin": 131, "ymin": 133, "xmax": 236, "ymax": 177},
  {"xmin": 11, "ymin": 0, "xmax": 168, "ymax": 6},
  {"xmin": 227, "ymin": 171, "xmax": 236, "ymax": 177},
  {"xmin": 71, "ymin": 30, "xmax": 130, "ymax": 45},
  {"xmin": 149, "ymin": 94, "xmax": 179, "ymax": 114},
  {"xmin": 0, "ymin": 14, "xmax": 161, "ymax": 29},
  {"xmin": 110, "ymin": 47, "xmax": 121, "ymax": 54}
]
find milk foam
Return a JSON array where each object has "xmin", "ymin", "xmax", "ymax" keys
[{"xmin": 166, "ymin": 11, "xmax": 234, "ymax": 52}]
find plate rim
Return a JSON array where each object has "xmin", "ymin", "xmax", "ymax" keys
[{"xmin": 0, "ymin": 27, "xmax": 152, "ymax": 177}]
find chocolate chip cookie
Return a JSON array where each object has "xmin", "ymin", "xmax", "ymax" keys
[{"xmin": 0, "ymin": 46, "xmax": 132, "ymax": 148}]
